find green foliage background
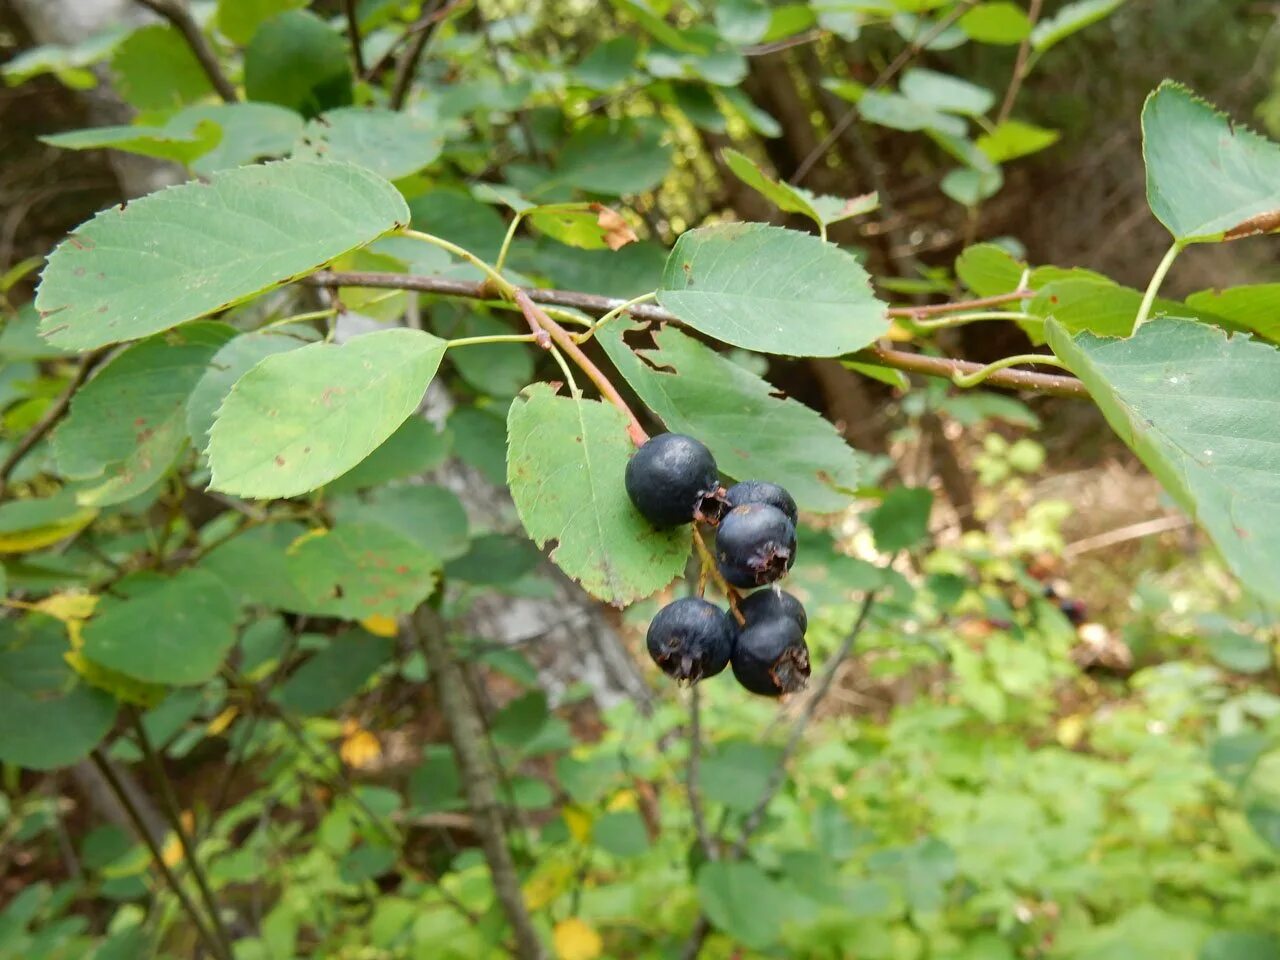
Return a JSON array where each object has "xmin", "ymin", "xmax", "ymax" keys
[{"xmin": 0, "ymin": 2, "xmax": 1278, "ymax": 959}]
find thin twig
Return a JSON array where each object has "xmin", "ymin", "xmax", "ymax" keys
[
  {"xmin": 687, "ymin": 684, "xmax": 716, "ymax": 860},
  {"xmin": 411, "ymin": 608, "xmax": 547, "ymax": 960},
  {"xmin": 790, "ymin": 0, "xmax": 980, "ymax": 185},
  {"xmin": 131, "ymin": 711, "xmax": 236, "ymax": 959},
  {"xmin": 136, "ymin": 0, "xmax": 237, "ymax": 103},
  {"xmin": 389, "ymin": 0, "xmax": 467, "ymax": 109},
  {"xmin": 1062, "ymin": 514, "xmax": 1192, "ymax": 558},
  {"xmin": 996, "ymin": 0, "xmax": 1044, "ymax": 124},
  {"xmin": 308, "ymin": 271, "xmax": 1086, "ymax": 396},
  {"xmin": 0, "ymin": 351, "xmax": 101, "ymax": 498},
  {"xmin": 888, "ymin": 289, "xmax": 1033, "ymax": 318},
  {"xmin": 90, "ymin": 750, "xmax": 226, "ymax": 960},
  {"xmin": 679, "ymin": 587, "xmax": 883, "ymax": 960},
  {"xmin": 343, "ymin": 0, "xmax": 366, "ymax": 75}
]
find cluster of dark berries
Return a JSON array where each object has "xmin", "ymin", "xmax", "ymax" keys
[{"xmin": 625, "ymin": 433, "xmax": 810, "ymax": 698}]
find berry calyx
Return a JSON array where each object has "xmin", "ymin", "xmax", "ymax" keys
[
  {"xmin": 734, "ymin": 587, "xmax": 807, "ymax": 636},
  {"xmin": 625, "ymin": 433, "xmax": 723, "ymax": 528},
  {"xmin": 730, "ymin": 616, "xmax": 810, "ymax": 697},
  {"xmin": 715, "ymin": 504, "xmax": 797, "ymax": 588},
  {"xmin": 724, "ymin": 480, "xmax": 798, "ymax": 527},
  {"xmin": 646, "ymin": 596, "xmax": 733, "ymax": 684}
]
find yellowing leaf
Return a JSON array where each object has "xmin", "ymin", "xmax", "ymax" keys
[
  {"xmin": 606, "ymin": 789, "xmax": 637, "ymax": 812},
  {"xmin": 360, "ymin": 613, "xmax": 399, "ymax": 638},
  {"xmin": 0, "ymin": 510, "xmax": 97, "ymax": 553},
  {"xmin": 553, "ymin": 918, "xmax": 603, "ymax": 960},
  {"xmin": 161, "ymin": 833, "xmax": 184, "ymax": 867},
  {"xmin": 207, "ymin": 707, "xmax": 238, "ymax": 736},
  {"xmin": 340, "ymin": 719, "xmax": 382, "ymax": 769},
  {"xmin": 523, "ymin": 861, "xmax": 574, "ymax": 911},
  {"xmin": 563, "ymin": 805, "xmax": 593, "ymax": 843},
  {"xmin": 33, "ymin": 593, "xmax": 99, "ymax": 623},
  {"xmin": 1057, "ymin": 713, "xmax": 1086, "ymax": 748}
]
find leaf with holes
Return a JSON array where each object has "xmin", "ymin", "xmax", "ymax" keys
[
  {"xmin": 506, "ymin": 383, "xmax": 688, "ymax": 605},
  {"xmin": 207, "ymin": 328, "xmax": 445, "ymax": 498},
  {"xmin": 36, "ymin": 159, "xmax": 408, "ymax": 351},
  {"xmin": 1047, "ymin": 317, "xmax": 1280, "ymax": 605},
  {"xmin": 287, "ymin": 523, "xmax": 440, "ymax": 618},
  {"xmin": 657, "ymin": 223, "xmax": 888, "ymax": 356},
  {"xmin": 598, "ymin": 322, "xmax": 868, "ymax": 511},
  {"xmin": 1143, "ymin": 81, "xmax": 1280, "ymax": 244},
  {"xmin": 82, "ymin": 569, "xmax": 238, "ymax": 686}
]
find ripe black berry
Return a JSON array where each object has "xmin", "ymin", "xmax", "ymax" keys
[
  {"xmin": 646, "ymin": 596, "xmax": 733, "ymax": 684},
  {"xmin": 731, "ymin": 616, "xmax": 810, "ymax": 697},
  {"xmin": 625, "ymin": 434, "xmax": 724, "ymax": 528},
  {"xmin": 715, "ymin": 504, "xmax": 796, "ymax": 588},
  {"xmin": 735, "ymin": 588, "xmax": 807, "ymax": 635},
  {"xmin": 724, "ymin": 480, "xmax": 798, "ymax": 527}
]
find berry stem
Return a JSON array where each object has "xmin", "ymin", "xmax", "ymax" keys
[
  {"xmin": 516, "ymin": 290, "xmax": 650, "ymax": 447},
  {"xmin": 691, "ymin": 526, "xmax": 745, "ymax": 626}
]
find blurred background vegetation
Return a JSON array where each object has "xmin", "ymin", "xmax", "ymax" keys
[{"xmin": 1, "ymin": 1, "xmax": 1279, "ymax": 958}]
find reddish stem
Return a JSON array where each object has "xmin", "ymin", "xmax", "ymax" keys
[{"xmin": 514, "ymin": 290, "xmax": 649, "ymax": 447}]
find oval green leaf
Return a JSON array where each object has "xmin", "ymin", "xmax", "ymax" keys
[
  {"xmin": 1047, "ymin": 317, "xmax": 1280, "ymax": 606},
  {"xmin": 656, "ymin": 223, "xmax": 888, "ymax": 356},
  {"xmin": 207, "ymin": 328, "xmax": 445, "ymax": 499},
  {"xmin": 1143, "ymin": 81, "xmax": 1280, "ymax": 244},
  {"xmin": 36, "ymin": 159, "xmax": 408, "ymax": 351},
  {"xmin": 506, "ymin": 383, "xmax": 689, "ymax": 606}
]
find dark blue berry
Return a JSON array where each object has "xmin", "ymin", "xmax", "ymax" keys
[
  {"xmin": 734, "ymin": 588, "xmax": 807, "ymax": 637},
  {"xmin": 625, "ymin": 434, "xmax": 723, "ymax": 528},
  {"xmin": 646, "ymin": 596, "xmax": 733, "ymax": 684},
  {"xmin": 724, "ymin": 480, "xmax": 798, "ymax": 527},
  {"xmin": 715, "ymin": 504, "xmax": 796, "ymax": 588},
  {"xmin": 731, "ymin": 616, "xmax": 810, "ymax": 697}
]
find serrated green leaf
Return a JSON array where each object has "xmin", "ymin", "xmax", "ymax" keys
[
  {"xmin": 1143, "ymin": 81, "xmax": 1280, "ymax": 244},
  {"xmin": 1030, "ymin": 279, "xmax": 1142, "ymax": 337},
  {"xmin": 1046, "ymin": 317, "xmax": 1280, "ymax": 605},
  {"xmin": 207, "ymin": 328, "xmax": 445, "ymax": 498},
  {"xmin": 598, "ymin": 322, "xmax": 867, "ymax": 511},
  {"xmin": 1185, "ymin": 285, "xmax": 1280, "ymax": 342},
  {"xmin": 186, "ymin": 325, "xmax": 317, "ymax": 453},
  {"xmin": 288, "ymin": 523, "xmax": 440, "ymax": 618},
  {"xmin": 657, "ymin": 222, "xmax": 888, "ymax": 356},
  {"xmin": 715, "ymin": 0, "xmax": 772, "ymax": 44},
  {"xmin": 111, "ymin": 25, "xmax": 213, "ymax": 110},
  {"xmin": 722, "ymin": 148, "xmax": 878, "ymax": 228},
  {"xmin": 900, "ymin": 68, "xmax": 995, "ymax": 116},
  {"xmin": 53, "ymin": 323, "xmax": 235, "ymax": 506},
  {"xmin": 0, "ymin": 619, "xmax": 116, "ymax": 770},
  {"xmin": 0, "ymin": 305, "xmax": 79, "ymax": 362},
  {"xmin": 244, "ymin": 10, "xmax": 353, "ymax": 118},
  {"xmin": 506, "ymin": 383, "xmax": 688, "ymax": 605},
  {"xmin": 83, "ymin": 569, "xmax": 238, "ymax": 685},
  {"xmin": 941, "ymin": 166, "xmax": 1003, "ymax": 206},
  {"xmin": 36, "ymin": 159, "xmax": 408, "ymax": 351},
  {"xmin": 1031, "ymin": 0, "xmax": 1126, "ymax": 53},
  {"xmin": 297, "ymin": 107, "xmax": 444, "ymax": 180},
  {"xmin": 959, "ymin": 2, "xmax": 1031, "ymax": 44}
]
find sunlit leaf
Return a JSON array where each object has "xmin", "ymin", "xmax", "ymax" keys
[
  {"xmin": 36, "ymin": 159, "xmax": 408, "ymax": 351},
  {"xmin": 657, "ymin": 223, "xmax": 888, "ymax": 356},
  {"xmin": 506, "ymin": 383, "xmax": 688, "ymax": 605}
]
